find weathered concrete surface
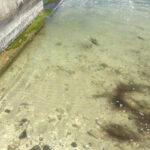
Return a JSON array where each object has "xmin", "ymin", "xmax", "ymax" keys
[{"xmin": 0, "ymin": 0, "xmax": 43, "ymax": 51}]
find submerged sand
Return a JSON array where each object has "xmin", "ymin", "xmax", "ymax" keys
[{"xmin": 0, "ymin": 0, "xmax": 150, "ymax": 149}]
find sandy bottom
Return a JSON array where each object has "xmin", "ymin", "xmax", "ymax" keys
[{"xmin": 0, "ymin": 0, "xmax": 150, "ymax": 149}]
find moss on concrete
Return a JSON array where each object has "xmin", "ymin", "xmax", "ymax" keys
[
  {"xmin": 43, "ymin": 8, "xmax": 53, "ymax": 16},
  {"xmin": 0, "ymin": 0, "xmax": 61, "ymax": 75},
  {"xmin": 44, "ymin": 0, "xmax": 56, "ymax": 5},
  {"xmin": 6, "ymin": 9, "xmax": 52, "ymax": 51},
  {"xmin": 5, "ymin": 0, "xmax": 57, "ymax": 51}
]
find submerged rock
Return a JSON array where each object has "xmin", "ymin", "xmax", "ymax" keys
[
  {"xmin": 31, "ymin": 145, "xmax": 41, "ymax": 150},
  {"xmin": 5, "ymin": 109, "xmax": 11, "ymax": 113},
  {"xmin": 19, "ymin": 118, "xmax": 28, "ymax": 126},
  {"xmin": 19, "ymin": 129, "xmax": 27, "ymax": 139},
  {"xmin": 43, "ymin": 145, "xmax": 51, "ymax": 150},
  {"xmin": 71, "ymin": 142, "xmax": 77, "ymax": 147}
]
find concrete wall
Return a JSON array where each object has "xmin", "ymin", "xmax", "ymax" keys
[{"xmin": 0, "ymin": 0, "xmax": 43, "ymax": 52}]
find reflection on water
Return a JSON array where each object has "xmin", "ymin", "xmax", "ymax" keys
[{"xmin": 0, "ymin": 0, "xmax": 150, "ymax": 149}]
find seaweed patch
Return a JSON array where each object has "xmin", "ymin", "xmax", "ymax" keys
[
  {"xmin": 110, "ymin": 83, "xmax": 150, "ymax": 133},
  {"xmin": 111, "ymin": 83, "xmax": 142, "ymax": 111},
  {"xmin": 103, "ymin": 123, "xmax": 140, "ymax": 142},
  {"xmin": 93, "ymin": 82, "xmax": 150, "ymax": 142}
]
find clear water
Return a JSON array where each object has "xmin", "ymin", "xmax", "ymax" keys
[{"xmin": 0, "ymin": 0, "xmax": 150, "ymax": 149}]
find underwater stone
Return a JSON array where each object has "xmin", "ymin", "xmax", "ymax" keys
[
  {"xmin": 19, "ymin": 118, "xmax": 28, "ymax": 126},
  {"xmin": 71, "ymin": 142, "xmax": 77, "ymax": 147},
  {"xmin": 43, "ymin": 145, "xmax": 51, "ymax": 150},
  {"xmin": 5, "ymin": 109, "xmax": 11, "ymax": 113},
  {"xmin": 90, "ymin": 38, "xmax": 99, "ymax": 46},
  {"xmin": 19, "ymin": 129, "xmax": 27, "ymax": 139},
  {"xmin": 31, "ymin": 145, "xmax": 41, "ymax": 150},
  {"xmin": 87, "ymin": 129, "xmax": 100, "ymax": 139}
]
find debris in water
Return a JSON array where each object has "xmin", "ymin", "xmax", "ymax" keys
[
  {"xmin": 95, "ymin": 118, "xmax": 102, "ymax": 126},
  {"xmin": 90, "ymin": 38, "xmax": 99, "ymax": 46},
  {"xmin": 87, "ymin": 129, "xmax": 100, "ymax": 139}
]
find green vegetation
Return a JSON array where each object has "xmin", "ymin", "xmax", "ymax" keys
[
  {"xmin": 44, "ymin": 0, "xmax": 56, "ymax": 5},
  {"xmin": 6, "ymin": 9, "xmax": 52, "ymax": 51},
  {"xmin": 43, "ymin": 8, "xmax": 53, "ymax": 16}
]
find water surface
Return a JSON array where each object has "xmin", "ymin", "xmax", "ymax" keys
[{"xmin": 0, "ymin": 0, "xmax": 150, "ymax": 149}]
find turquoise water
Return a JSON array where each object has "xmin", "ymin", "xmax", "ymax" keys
[{"xmin": 0, "ymin": 0, "xmax": 150, "ymax": 149}]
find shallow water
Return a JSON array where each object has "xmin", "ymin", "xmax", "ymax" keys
[{"xmin": 0, "ymin": 0, "xmax": 150, "ymax": 149}]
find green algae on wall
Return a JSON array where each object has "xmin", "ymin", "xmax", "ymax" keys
[
  {"xmin": 44, "ymin": 0, "xmax": 56, "ymax": 5},
  {"xmin": 43, "ymin": 8, "xmax": 53, "ymax": 16},
  {"xmin": 5, "ymin": 0, "xmax": 58, "ymax": 51},
  {"xmin": 0, "ymin": 8, "xmax": 52, "ymax": 75},
  {"xmin": 0, "ymin": 0, "xmax": 60, "ymax": 75},
  {"xmin": 6, "ymin": 9, "xmax": 52, "ymax": 51},
  {"xmin": 0, "ymin": 0, "xmax": 44, "ymax": 52}
]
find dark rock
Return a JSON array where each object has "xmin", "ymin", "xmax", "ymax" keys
[
  {"xmin": 5, "ymin": 109, "xmax": 11, "ymax": 113},
  {"xmin": 30, "ymin": 145, "xmax": 41, "ymax": 150},
  {"xmin": 43, "ymin": 145, "xmax": 51, "ymax": 150},
  {"xmin": 71, "ymin": 142, "xmax": 77, "ymax": 147},
  {"xmin": 19, "ymin": 129, "xmax": 27, "ymax": 139}
]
